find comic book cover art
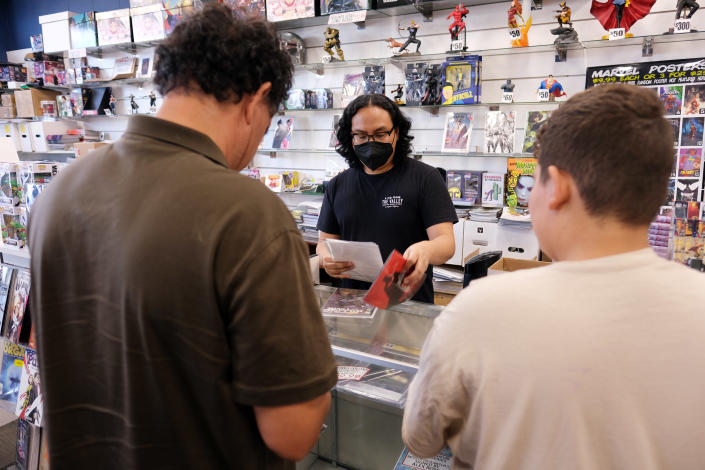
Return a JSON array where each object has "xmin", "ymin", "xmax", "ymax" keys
[
  {"xmin": 667, "ymin": 118, "xmax": 681, "ymax": 147},
  {"xmin": 1, "ymin": 206, "xmax": 28, "ymax": 249},
  {"xmin": 329, "ymin": 114, "xmax": 341, "ymax": 148},
  {"xmin": 666, "ymin": 178, "xmax": 675, "ymax": 205},
  {"xmin": 321, "ymin": 288, "xmax": 376, "ymax": 318},
  {"xmin": 681, "ymin": 117, "xmax": 704, "ymax": 147},
  {"xmin": 522, "ymin": 111, "xmax": 551, "ymax": 153},
  {"xmin": 0, "ymin": 340, "xmax": 25, "ymax": 405},
  {"xmin": 5, "ymin": 269, "xmax": 30, "ymax": 344},
  {"xmin": 266, "ymin": 0, "xmax": 315, "ymax": 22},
  {"xmin": 97, "ymin": 15, "xmax": 132, "ymax": 46},
  {"xmin": 267, "ymin": 116, "xmax": 294, "ymax": 149},
  {"xmin": 364, "ymin": 250, "xmax": 424, "ymax": 310},
  {"xmin": 441, "ymin": 112, "xmax": 472, "ymax": 153},
  {"xmin": 659, "ymin": 85, "xmax": 683, "ymax": 116},
  {"xmin": 506, "ymin": 157, "xmax": 537, "ymax": 215},
  {"xmin": 394, "ymin": 447, "xmax": 452, "ymax": 470},
  {"xmin": 0, "ymin": 266, "xmax": 16, "ymax": 335},
  {"xmin": 679, "ymin": 148, "xmax": 702, "ymax": 178},
  {"xmin": 321, "ymin": 0, "xmax": 368, "ymax": 15},
  {"xmin": 16, "ymin": 349, "xmax": 42, "ymax": 426},
  {"xmin": 485, "ymin": 111, "xmax": 515, "ymax": 154},
  {"xmin": 223, "ymin": 0, "xmax": 266, "ymax": 19},
  {"xmin": 16, "ymin": 417, "xmax": 29, "ymax": 470},
  {"xmin": 482, "ymin": 173, "xmax": 505, "ymax": 207},
  {"xmin": 446, "ymin": 171, "xmax": 462, "ymax": 199},
  {"xmin": 132, "ymin": 10, "xmax": 166, "ymax": 42},
  {"xmin": 683, "ymin": 84, "xmax": 705, "ymax": 116},
  {"xmin": 676, "ymin": 178, "xmax": 699, "ymax": 202},
  {"xmin": 341, "ymin": 73, "xmax": 365, "ymax": 107},
  {"xmin": 671, "ymin": 150, "xmax": 678, "ymax": 177},
  {"xmin": 69, "ymin": 13, "xmax": 98, "ymax": 48}
]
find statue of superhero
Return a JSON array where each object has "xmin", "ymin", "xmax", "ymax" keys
[
  {"xmin": 591, "ymin": 0, "xmax": 656, "ymax": 36},
  {"xmin": 447, "ymin": 3, "xmax": 469, "ymax": 41},
  {"xmin": 507, "ymin": 0, "xmax": 523, "ymax": 28},
  {"xmin": 323, "ymin": 27, "xmax": 345, "ymax": 61},
  {"xmin": 537, "ymin": 75, "xmax": 567, "ymax": 101}
]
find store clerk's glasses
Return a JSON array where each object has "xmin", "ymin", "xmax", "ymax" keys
[{"xmin": 351, "ymin": 129, "xmax": 395, "ymax": 145}]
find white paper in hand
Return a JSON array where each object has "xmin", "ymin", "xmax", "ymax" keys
[{"xmin": 325, "ymin": 239, "xmax": 384, "ymax": 282}]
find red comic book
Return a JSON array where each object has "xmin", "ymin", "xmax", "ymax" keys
[{"xmin": 364, "ymin": 250, "xmax": 425, "ymax": 310}]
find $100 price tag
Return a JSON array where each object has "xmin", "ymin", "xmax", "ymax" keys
[
  {"xmin": 537, "ymin": 89, "xmax": 550, "ymax": 102},
  {"xmin": 501, "ymin": 92, "xmax": 514, "ymax": 103},
  {"xmin": 608, "ymin": 28, "xmax": 625, "ymax": 40},
  {"xmin": 674, "ymin": 19, "xmax": 691, "ymax": 33},
  {"xmin": 509, "ymin": 28, "xmax": 521, "ymax": 39}
]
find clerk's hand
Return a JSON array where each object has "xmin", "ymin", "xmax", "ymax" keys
[
  {"xmin": 402, "ymin": 242, "xmax": 431, "ymax": 288},
  {"xmin": 322, "ymin": 257, "xmax": 354, "ymax": 279}
]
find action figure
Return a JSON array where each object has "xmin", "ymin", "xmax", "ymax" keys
[
  {"xmin": 323, "ymin": 27, "xmax": 345, "ymax": 61},
  {"xmin": 591, "ymin": 0, "xmax": 656, "ymax": 38},
  {"xmin": 130, "ymin": 94, "xmax": 139, "ymax": 114},
  {"xmin": 392, "ymin": 84, "xmax": 404, "ymax": 104},
  {"xmin": 551, "ymin": 2, "xmax": 578, "ymax": 42},
  {"xmin": 500, "ymin": 79, "xmax": 515, "ymax": 93},
  {"xmin": 447, "ymin": 3, "xmax": 469, "ymax": 41},
  {"xmin": 421, "ymin": 65, "xmax": 443, "ymax": 106},
  {"xmin": 149, "ymin": 91, "xmax": 157, "ymax": 113},
  {"xmin": 537, "ymin": 74, "xmax": 566, "ymax": 101},
  {"xmin": 396, "ymin": 20, "xmax": 421, "ymax": 54},
  {"xmin": 109, "ymin": 94, "xmax": 116, "ymax": 115},
  {"xmin": 507, "ymin": 0, "xmax": 523, "ymax": 28},
  {"xmin": 676, "ymin": 0, "xmax": 700, "ymax": 19},
  {"xmin": 555, "ymin": 2, "xmax": 573, "ymax": 28}
]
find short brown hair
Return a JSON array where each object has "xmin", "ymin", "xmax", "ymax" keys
[{"xmin": 535, "ymin": 84, "xmax": 673, "ymax": 225}]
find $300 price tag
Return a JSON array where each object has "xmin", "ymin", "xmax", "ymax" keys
[{"xmin": 674, "ymin": 19, "xmax": 691, "ymax": 33}]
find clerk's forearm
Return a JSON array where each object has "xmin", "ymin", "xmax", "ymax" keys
[{"xmin": 424, "ymin": 234, "xmax": 455, "ymax": 265}]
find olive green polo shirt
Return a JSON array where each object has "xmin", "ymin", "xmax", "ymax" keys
[{"xmin": 29, "ymin": 115, "xmax": 337, "ymax": 469}]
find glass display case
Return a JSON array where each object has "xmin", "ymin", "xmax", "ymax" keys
[{"xmin": 310, "ymin": 285, "xmax": 442, "ymax": 470}]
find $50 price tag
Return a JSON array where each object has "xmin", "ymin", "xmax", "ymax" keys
[
  {"xmin": 608, "ymin": 28, "xmax": 625, "ymax": 40},
  {"xmin": 537, "ymin": 89, "xmax": 550, "ymax": 101},
  {"xmin": 509, "ymin": 28, "xmax": 521, "ymax": 39}
]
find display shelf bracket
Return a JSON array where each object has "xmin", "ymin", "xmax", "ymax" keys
[
  {"xmin": 422, "ymin": 105, "xmax": 440, "ymax": 115},
  {"xmin": 554, "ymin": 43, "xmax": 567, "ymax": 63},
  {"xmin": 355, "ymin": 21, "xmax": 366, "ymax": 30},
  {"xmin": 642, "ymin": 36, "xmax": 654, "ymax": 57},
  {"xmin": 415, "ymin": 1, "xmax": 433, "ymax": 21},
  {"xmin": 269, "ymin": 151, "xmax": 277, "ymax": 158}
]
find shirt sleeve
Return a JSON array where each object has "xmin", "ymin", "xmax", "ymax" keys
[
  {"xmin": 420, "ymin": 168, "xmax": 459, "ymax": 229},
  {"xmin": 316, "ymin": 177, "xmax": 340, "ymax": 235},
  {"xmin": 402, "ymin": 305, "xmax": 471, "ymax": 458},
  {"xmin": 216, "ymin": 225, "xmax": 338, "ymax": 407}
]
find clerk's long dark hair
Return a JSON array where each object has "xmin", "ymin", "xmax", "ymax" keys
[{"xmin": 335, "ymin": 94, "xmax": 414, "ymax": 169}]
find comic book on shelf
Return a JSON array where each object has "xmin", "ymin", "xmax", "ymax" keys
[
  {"xmin": 364, "ymin": 250, "xmax": 424, "ymax": 310},
  {"xmin": 0, "ymin": 339, "xmax": 26, "ymax": 405},
  {"xmin": 522, "ymin": 110, "xmax": 551, "ymax": 153},
  {"xmin": 441, "ymin": 112, "xmax": 472, "ymax": 153},
  {"xmin": 0, "ymin": 265, "xmax": 16, "ymax": 336},
  {"xmin": 267, "ymin": 116, "xmax": 294, "ymax": 150},
  {"xmin": 485, "ymin": 111, "xmax": 515, "ymax": 154},
  {"xmin": 16, "ymin": 348, "xmax": 42, "ymax": 426},
  {"xmin": 506, "ymin": 157, "xmax": 537, "ymax": 215},
  {"xmin": 321, "ymin": 288, "xmax": 376, "ymax": 318},
  {"xmin": 683, "ymin": 84, "xmax": 705, "ymax": 116},
  {"xmin": 5, "ymin": 269, "xmax": 30, "ymax": 344},
  {"xmin": 482, "ymin": 172, "xmax": 505, "ymax": 207},
  {"xmin": 15, "ymin": 417, "xmax": 41, "ymax": 470}
]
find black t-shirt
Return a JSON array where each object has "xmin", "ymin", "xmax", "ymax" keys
[
  {"xmin": 29, "ymin": 116, "xmax": 338, "ymax": 469},
  {"xmin": 317, "ymin": 157, "xmax": 458, "ymax": 303}
]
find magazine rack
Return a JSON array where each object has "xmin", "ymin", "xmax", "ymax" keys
[{"xmin": 312, "ymin": 285, "xmax": 442, "ymax": 469}]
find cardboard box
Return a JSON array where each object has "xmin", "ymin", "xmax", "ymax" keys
[
  {"xmin": 464, "ymin": 220, "xmax": 499, "ymax": 254},
  {"xmin": 2, "ymin": 123, "xmax": 21, "ymax": 151},
  {"xmin": 29, "ymin": 121, "xmax": 74, "ymax": 152},
  {"xmin": 0, "ymin": 107, "xmax": 15, "ymax": 119},
  {"xmin": 73, "ymin": 141, "xmax": 110, "ymax": 158},
  {"xmin": 69, "ymin": 12, "xmax": 98, "ymax": 48},
  {"xmin": 1, "ymin": 94, "xmax": 15, "ymax": 108},
  {"xmin": 489, "ymin": 257, "xmax": 550, "ymax": 274},
  {"xmin": 39, "ymin": 11, "xmax": 77, "ymax": 53},
  {"xmin": 16, "ymin": 123, "xmax": 33, "ymax": 152},
  {"xmin": 131, "ymin": 5, "xmax": 166, "ymax": 42},
  {"xmin": 495, "ymin": 222, "xmax": 540, "ymax": 261},
  {"xmin": 14, "ymin": 89, "xmax": 61, "ymax": 118},
  {"xmin": 97, "ymin": 9, "xmax": 133, "ymax": 46}
]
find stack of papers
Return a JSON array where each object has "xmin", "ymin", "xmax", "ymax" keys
[
  {"xmin": 499, "ymin": 210, "xmax": 531, "ymax": 225},
  {"xmin": 433, "ymin": 266, "xmax": 464, "ymax": 282},
  {"xmin": 325, "ymin": 239, "xmax": 384, "ymax": 282},
  {"xmin": 468, "ymin": 207, "xmax": 501, "ymax": 223}
]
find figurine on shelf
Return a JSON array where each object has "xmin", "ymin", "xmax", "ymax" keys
[
  {"xmin": 537, "ymin": 74, "xmax": 567, "ymax": 101},
  {"xmin": 392, "ymin": 84, "xmax": 404, "ymax": 105},
  {"xmin": 130, "ymin": 94, "xmax": 139, "ymax": 114},
  {"xmin": 149, "ymin": 91, "xmax": 157, "ymax": 113},
  {"xmin": 500, "ymin": 79, "xmax": 515, "ymax": 93},
  {"xmin": 109, "ymin": 94, "xmax": 116, "ymax": 115},
  {"xmin": 395, "ymin": 20, "xmax": 422, "ymax": 55},
  {"xmin": 591, "ymin": 0, "xmax": 656, "ymax": 38},
  {"xmin": 551, "ymin": 2, "xmax": 578, "ymax": 43},
  {"xmin": 421, "ymin": 65, "xmax": 443, "ymax": 106},
  {"xmin": 323, "ymin": 27, "xmax": 345, "ymax": 62},
  {"xmin": 447, "ymin": 3, "xmax": 469, "ymax": 41},
  {"xmin": 507, "ymin": 0, "xmax": 523, "ymax": 28},
  {"xmin": 676, "ymin": 0, "xmax": 700, "ymax": 19}
]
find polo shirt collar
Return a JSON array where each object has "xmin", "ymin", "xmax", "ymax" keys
[{"xmin": 126, "ymin": 115, "xmax": 228, "ymax": 168}]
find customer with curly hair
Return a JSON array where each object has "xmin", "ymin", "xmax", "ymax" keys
[
  {"xmin": 29, "ymin": 5, "xmax": 337, "ymax": 469},
  {"xmin": 316, "ymin": 94, "xmax": 457, "ymax": 303}
]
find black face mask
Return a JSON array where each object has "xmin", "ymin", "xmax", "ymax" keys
[{"xmin": 354, "ymin": 142, "xmax": 393, "ymax": 171}]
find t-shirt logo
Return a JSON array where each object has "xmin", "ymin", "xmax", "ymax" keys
[{"xmin": 382, "ymin": 195, "xmax": 404, "ymax": 208}]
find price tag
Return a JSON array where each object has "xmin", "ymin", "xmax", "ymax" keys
[
  {"xmin": 509, "ymin": 28, "xmax": 521, "ymax": 39},
  {"xmin": 328, "ymin": 10, "xmax": 366, "ymax": 25},
  {"xmin": 674, "ymin": 18, "xmax": 691, "ymax": 33},
  {"xmin": 76, "ymin": 76, "xmax": 84, "ymax": 85},
  {"xmin": 337, "ymin": 366, "xmax": 370, "ymax": 381},
  {"xmin": 537, "ymin": 89, "xmax": 550, "ymax": 102},
  {"xmin": 450, "ymin": 40, "xmax": 464, "ymax": 51},
  {"xmin": 608, "ymin": 28, "xmax": 625, "ymax": 40},
  {"xmin": 321, "ymin": 55, "xmax": 332, "ymax": 64},
  {"xmin": 501, "ymin": 92, "xmax": 514, "ymax": 103},
  {"xmin": 68, "ymin": 48, "xmax": 87, "ymax": 58}
]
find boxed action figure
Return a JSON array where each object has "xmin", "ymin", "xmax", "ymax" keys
[
  {"xmin": 1, "ymin": 205, "xmax": 28, "ymax": 248},
  {"xmin": 482, "ymin": 172, "xmax": 505, "ymax": 207},
  {"xmin": 306, "ymin": 88, "xmax": 334, "ymax": 109},
  {"xmin": 320, "ymin": 0, "xmax": 372, "ymax": 15},
  {"xmin": 404, "ymin": 62, "xmax": 427, "ymax": 106},
  {"xmin": 163, "ymin": 1, "xmax": 195, "ymax": 36},
  {"xmin": 441, "ymin": 55, "xmax": 482, "ymax": 105},
  {"xmin": 363, "ymin": 66, "xmax": 385, "ymax": 95},
  {"xmin": 341, "ymin": 73, "xmax": 365, "ymax": 107},
  {"xmin": 421, "ymin": 64, "xmax": 443, "ymax": 106},
  {"xmin": 266, "ymin": 0, "xmax": 316, "ymax": 22},
  {"xmin": 69, "ymin": 12, "xmax": 99, "ymax": 48},
  {"xmin": 0, "ymin": 164, "xmax": 17, "ymax": 206},
  {"xmin": 131, "ymin": 4, "xmax": 167, "ymax": 42},
  {"xmin": 285, "ymin": 89, "xmax": 307, "ymax": 110},
  {"xmin": 97, "ymin": 9, "xmax": 133, "ymax": 46},
  {"xmin": 446, "ymin": 170, "xmax": 483, "ymax": 204}
]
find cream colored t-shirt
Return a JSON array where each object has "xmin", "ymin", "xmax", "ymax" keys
[{"xmin": 403, "ymin": 249, "xmax": 705, "ymax": 470}]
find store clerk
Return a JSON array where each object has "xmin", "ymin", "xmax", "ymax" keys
[{"xmin": 316, "ymin": 94, "xmax": 458, "ymax": 303}]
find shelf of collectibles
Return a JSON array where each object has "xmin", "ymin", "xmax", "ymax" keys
[{"xmin": 311, "ymin": 284, "xmax": 450, "ymax": 470}]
